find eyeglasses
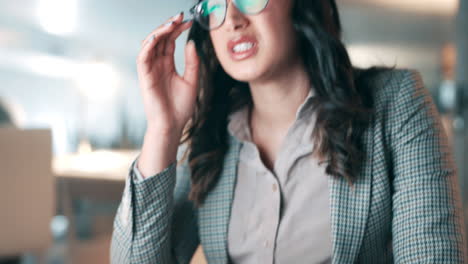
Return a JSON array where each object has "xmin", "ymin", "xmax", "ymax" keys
[{"xmin": 182, "ymin": 0, "xmax": 270, "ymax": 30}]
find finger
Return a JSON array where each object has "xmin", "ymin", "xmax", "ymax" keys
[
  {"xmin": 141, "ymin": 12, "xmax": 185, "ymax": 47},
  {"xmin": 156, "ymin": 13, "xmax": 188, "ymax": 56},
  {"xmin": 137, "ymin": 23, "xmax": 177, "ymax": 68},
  {"xmin": 162, "ymin": 20, "xmax": 194, "ymax": 56},
  {"xmin": 183, "ymin": 40, "xmax": 200, "ymax": 86},
  {"xmin": 158, "ymin": 20, "xmax": 194, "ymax": 73},
  {"xmin": 141, "ymin": 21, "xmax": 174, "ymax": 49}
]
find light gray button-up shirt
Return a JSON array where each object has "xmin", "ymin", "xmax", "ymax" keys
[
  {"xmin": 133, "ymin": 90, "xmax": 333, "ymax": 263},
  {"xmin": 226, "ymin": 90, "xmax": 332, "ymax": 264}
]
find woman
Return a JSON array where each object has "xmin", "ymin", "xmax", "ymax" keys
[{"xmin": 111, "ymin": 0, "xmax": 467, "ymax": 262}]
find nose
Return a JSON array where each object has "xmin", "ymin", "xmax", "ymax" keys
[{"xmin": 223, "ymin": 0, "xmax": 249, "ymax": 31}]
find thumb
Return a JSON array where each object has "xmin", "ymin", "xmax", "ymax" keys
[{"xmin": 183, "ymin": 40, "xmax": 200, "ymax": 86}]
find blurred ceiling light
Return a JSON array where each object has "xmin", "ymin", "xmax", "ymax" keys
[
  {"xmin": 356, "ymin": 0, "xmax": 459, "ymax": 16},
  {"xmin": 36, "ymin": 0, "xmax": 78, "ymax": 35},
  {"xmin": 75, "ymin": 61, "xmax": 120, "ymax": 102},
  {"xmin": 25, "ymin": 53, "xmax": 79, "ymax": 78},
  {"xmin": 0, "ymin": 50, "xmax": 120, "ymax": 102},
  {"xmin": 0, "ymin": 50, "xmax": 78, "ymax": 78}
]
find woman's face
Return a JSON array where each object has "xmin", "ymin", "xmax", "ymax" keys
[{"xmin": 209, "ymin": 0, "xmax": 299, "ymax": 83}]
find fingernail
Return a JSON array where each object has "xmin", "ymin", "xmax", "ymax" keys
[
  {"xmin": 164, "ymin": 21, "xmax": 174, "ymax": 27},
  {"xmin": 172, "ymin": 12, "xmax": 183, "ymax": 20}
]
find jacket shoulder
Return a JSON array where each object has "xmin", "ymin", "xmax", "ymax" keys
[{"xmin": 363, "ymin": 68, "xmax": 423, "ymax": 113}]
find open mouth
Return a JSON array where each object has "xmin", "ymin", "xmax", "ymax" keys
[
  {"xmin": 232, "ymin": 42, "xmax": 255, "ymax": 53},
  {"xmin": 227, "ymin": 35, "xmax": 259, "ymax": 61}
]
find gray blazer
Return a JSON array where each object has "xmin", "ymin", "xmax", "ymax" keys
[{"xmin": 111, "ymin": 69, "xmax": 467, "ymax": 263}]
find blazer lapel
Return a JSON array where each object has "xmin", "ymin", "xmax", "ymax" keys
[
  {"xmin": 198, "ymin": 134, "xmax": 241, "ymax": 264},
  {"xmin": 328, "ymin": 121, "xmax": 374, "ymax": 263},
  {"xmin": 198, "ymin": 121, "xmax": 374, "ymax": 263}
]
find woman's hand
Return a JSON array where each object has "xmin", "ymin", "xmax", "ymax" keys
[{"xmin": 137, "ymin": 12, "xmax": 199, "ymax": 135}]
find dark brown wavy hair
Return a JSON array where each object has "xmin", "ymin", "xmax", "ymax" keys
[{"xmin": 181, "ymin": 0, "xmax": 389, "ymax": 207}]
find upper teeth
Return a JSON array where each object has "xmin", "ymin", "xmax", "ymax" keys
[{"xmin": 233, "ymin": 42, "xmax": 254, "ymax": 53}]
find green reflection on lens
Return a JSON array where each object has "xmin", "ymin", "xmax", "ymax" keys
[
  {"xmin": 236, "ymin": 0, "xmax": 266, "ymax": 14},
  {"xmin": 201, "ymin": 0, "xmax": 223, "ymax": 17}
]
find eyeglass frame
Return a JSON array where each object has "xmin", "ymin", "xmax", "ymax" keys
[{"xmin": 182, "ymin": 0, "xmax": 270, "ymax": 30}]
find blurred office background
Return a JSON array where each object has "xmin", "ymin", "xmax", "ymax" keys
[{"xmin": 0, "ymin": 0, "xmax": 467, "ymax": 263}]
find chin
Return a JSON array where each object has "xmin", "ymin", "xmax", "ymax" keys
[
  {"xmin": 223, "ymin": 60, "xmax": 267, "ymax": 83},
  {"xmin": 228, "ymin": 70, "xmax": 262, "ymax": 82}
]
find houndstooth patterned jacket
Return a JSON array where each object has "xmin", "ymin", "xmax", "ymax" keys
[{"xmin": 110, "ymin": 69, "xmax": 467, "ymax": 263}]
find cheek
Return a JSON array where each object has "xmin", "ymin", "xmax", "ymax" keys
[
  {"xmin": 257, "ymin": 8, "xmax": 296, "ymax": 51},
  {"xmin": 261, "ymin": 25, "xmax": 296, "ymax": 58},
  {"xmin": 209, "ymin": 33, "xmax": 229, "ymax": 62}
]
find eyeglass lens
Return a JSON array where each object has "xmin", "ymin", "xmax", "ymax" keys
[{"xmin": 190, "ymin": 0, "xmax": 269, "ymax": 30}]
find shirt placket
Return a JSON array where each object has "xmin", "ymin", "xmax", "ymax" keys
[
  {"xmin": 245, "ymin": 143, "xmax": 282, "ymax": 264},
  {"xmin": 257, "ymin": 169, "xmax": 281, "ymax": 264}
]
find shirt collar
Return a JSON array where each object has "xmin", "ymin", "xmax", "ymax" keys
[
  {"xmin": 227, "ymin": 88, "xmax": 316, "ymax": 140},
  {"xmin": 295, "ymin": 89, "xmax": 315, "ymax": 121}
]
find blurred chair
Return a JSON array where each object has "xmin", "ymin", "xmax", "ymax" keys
[{"xmin": 0, "ymin": 127, "xmax": 54, "ymax": 262}]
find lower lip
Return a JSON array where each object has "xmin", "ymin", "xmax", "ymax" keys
[{"xmin": 229, "ymin": 44, "xmax": 258, "ymax": 61}]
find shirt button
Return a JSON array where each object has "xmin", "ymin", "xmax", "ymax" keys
[
  {"xmin": 272, "ymin": 183, "xmax": 278, "ymax": 192},
  {"xmin": 263, "ymin": 240, "xmax": 270, "ymax": 248}
]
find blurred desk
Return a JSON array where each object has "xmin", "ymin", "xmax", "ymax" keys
[
  {"xmin": 52, "ymin": 150, "xmax": 139, "ymax": 241},
  {"xmin": 53, "ymin": 150, "xmax": 207, "ymax": 264},
  {"xmin": 53, "ymin": 149, "xmax": 138, "ymax": 181}
]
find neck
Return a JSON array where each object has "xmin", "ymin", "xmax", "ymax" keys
[{"xmin": 248, "ymin": 60, "xmax": 311, "ymax": 132}]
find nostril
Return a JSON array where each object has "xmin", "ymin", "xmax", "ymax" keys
[
  {"xmin": 234, "ymin": 23, "xmax": 244, "ymax": 30},
  {"xmin": 223, "ymin": 1, "xmax": 249, "ymax": 31}
]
